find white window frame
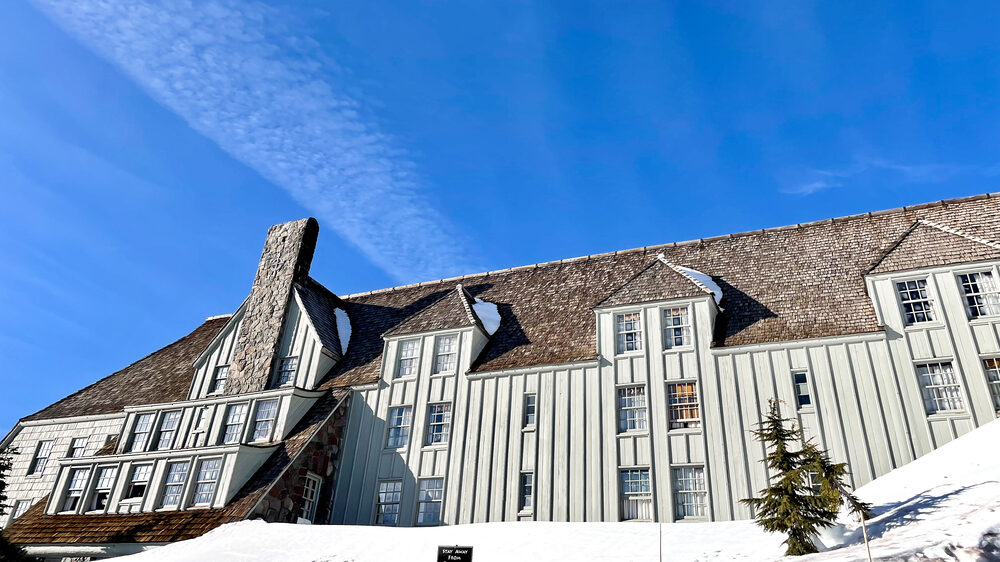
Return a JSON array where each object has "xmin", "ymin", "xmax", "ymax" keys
[
  {"xmin": 11, "ymin": 500, "xmax": 31, "ymax": 520},
  {"xmin": 251, "ymin": 399, "xmax": 280, "ymax": 442},
  {"xmin": 88, "ymin": 466, "xmax": 118, "ymax": 512},
  {"xmin": 375, "ymin": 480, "xmax": 402, "ymax": 526},
  {"xmin": 123, "ymin": 464, "xmax": 153, "ymax": 502},
  {"xmin": 385, "ymin": 406, "xmax": 412, "ymax": 449},
  {"xmin": 276, "ymin": 356, "xmax": 299, "ymax": 387},
  {"xmin": 615, "ymin": 311, "xmax": 644, "ymax": 354},
  {"xmin": 666, "ymin": 381, "xmax": 701, "ymax": 429},
  {"xmin": 617, "ymin": 385, "xmax": 648, "ymax": 433},
  {"xmin": 67, "ymin": 437, "xmax": 88, "ymax": 458},
  {"xmin": 432, "ymin": 334, "xmax": 459, "ymax": 375},
  {"xmin": 958, "ymin": 270, "xmax": 1000, "ymax": 319},
  {"xmin": 129, "ymin": 413, "xmax": 155, "ymax": 453},
  {"xmin": 661, "ymin": 306, "xmax": 692, "ymax": 350},
  {"xmin": 671, "ymin": 465, "xmax": 708, "ymax": 520},
  {"xmin": 519, "ymin": 472, "xmax": 534, "ymax": 513},
  {"xmin": 523, "ymin": 393, "xmax": 537, "ymax": 428},
  {"xmin": 915, "ymin": 361, "xmax": 965, "ymax": 414},
  {"xmin": 221, "ymin": 403, "xmax": 249, "ymax": 445},
  {"xmin": 896, "ymin": 278, "xmax": 936, "ymax": 325},
  {"xmin": 209, "ymin": 364, "xmax": 230, "ymax": 394},
  {"xmin": 416, "ymin": 477, "xmax": 445, "ymax": 526},
  {"xmin": 619, "ymin": 468, "xmax": 652, "ymax": 521},
  {"xmin": 61, "ymin": 467, "xmax": 91, "ymax": 512},
  {"xmin": 300, "ymin": 473, "xmax": 322, "ymax": 522},
  {"xmin": 425, "ymin": 403, "xmax": 452, "ymax": 445},
  {"xmin": 395, "ymin": 339, "xmax": 421, "ymax": 379},
  {"xmin": 982, "ymin": 358, "xmax": 1000, "ymax": 412},
  {"xmin": 29, "ymin": 440, "xmax": 53, "ymax": 475},
  {"xmin": 792, "ymin": 370, "xmax": 812, "ymax": 410},
  {"xmin": 156, "ymin": 410, "xmax": 182, "ymax": 451},
  {"xmin": 160, "ymin": 461, "xmax": 190, "ymax": 508},
  {"xmin": 188, "ymin": 406, "xmax": 211, "ymax": 447},
  {"xmin": 191, "ymin": 458, "xmax": 222, "ymax": 506}
]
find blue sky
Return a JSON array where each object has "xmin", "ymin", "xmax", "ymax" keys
[{"xmin": 2, "ymin": 1, "xmax": 1000, "ymax": 432}]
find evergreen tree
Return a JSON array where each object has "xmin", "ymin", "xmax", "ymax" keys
[
  {"xmin": 0, "ymin": 447, "xmax": 34, "ymax": 562},
  {"xmin": 741, "ymin": 400, "xmax": 840, "ymax": 556},
  {"xmin": 801, "ymin": 442, "xmax": 872, "ymax": 520}
]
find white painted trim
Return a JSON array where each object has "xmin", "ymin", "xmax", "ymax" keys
[{"xmin": 467, "ymin": 359, "xmax": 599, "ymax": 379}]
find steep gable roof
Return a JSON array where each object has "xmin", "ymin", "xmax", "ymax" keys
[
  {"xmin": 383, "ymin": 284, "xmax": 483, "ymax": 337},
  {"xmin": 868, "ymin": 219, "xmax": 1000, "ymax": 275},
  {"xmin": 295, "ymin": 276, "xmax": 346, "ymax": 357},
  {"xmin": 596, "ymin": 257, "xmax": 712, "ymax": 308}
]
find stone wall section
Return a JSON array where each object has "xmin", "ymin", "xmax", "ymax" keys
[{"xmin": 226, "ymin": 218, "xmax": 319, "ymax": 395}]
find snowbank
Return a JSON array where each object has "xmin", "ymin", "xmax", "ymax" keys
[
  {"xmin": 472, "ymin": 298, "xmax": 501, "ymax": 335},
  {"xmin": 334, "ymin": 308, "xmax": 350, "ymax": 353}
]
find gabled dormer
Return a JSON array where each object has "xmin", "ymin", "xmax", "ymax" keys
[{"xmin": 867, "ymin": 219, "xmax": 1000, "ymax": 276}]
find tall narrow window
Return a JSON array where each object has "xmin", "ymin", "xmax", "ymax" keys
[
  {"xmin": 959, "ymin": 272, "xmax": 1000, "ymax": 318},
  {"xmin": 793, "ymin": 371, "xmax": 812, "ymax": 409},
  {"xmin": 896, "ymin": 279, "xmax": 934, "ymax": 325},
  {"xmin": 301, "ymin": 473, "xmax": 321, "ymax": 521},
  {"xmin": 386, "ymin": 406, "xmax": 412, "ymax": 448},
  {"xmin": 11, "ymin": 500, "xmax": 30, "ymax": 520},
  {"xmin": 276, "ymin": 356, "xmax": 298, "ymax": 386},
  {"xmin": 916, "ymin": 362, "xmax": 964, "ymax": 414},
  {"xmin": 432, "ymin": 335, "xmax": 458, "ymax": 374},
  {"xmin": 617, "ymin": 386, "xmax": 648, "ymax": 432},
  {"xmin": 221, "ymin": 404, "xmax": 249, "ymax": 444},
  {"xmin": 619, "ymin": 469, "xmax": 652, "ymax": 521},
  {"xmin": 61, "ymin": 468, "xmax": 90, "ymax": 512},
  {"xmin": 615, "ymin": 312, "xmax": 643, "ymax": 354},
  {"xmin": 251, "ymin": 399, "xmax": 280, "ymax": 442},
  {"xmin": 188, "ymin": 407, "xmax": 210, "ymax": 447},
  {"xmin": 396, "ymin": 339, "xmax": 420, "ymax": 378},
  {"xmin": 375, "ymin": 480, "xmax": 402, "ymax": 526},
  {"xmin": 67, "ymin": 437, "xmax": 88, "ymax": 458},
  {"xmin": 29, "ymin": 440, "xmax": 53, "ymax": 474},
  {"xmin": 156, "ymin": 411, "xmax": 182, "ymax": 450},
  {"xmin": 425, "ymin": 403, "xmax": 452, "ymax": 445},
  {"xmin": 662, "ymin": 307, "xmax": 691, "ymax": 349},
  {"xmin": 89, "ymin": 466, "xmax": 117, "ymax": 511},
  {"xmin": 416, "ymin": 478, "xmax": 444, "ymax": 525},
  {"xmin": 161, "ymin": 461, "xmax": 190, "ymax": 508},
  {"xmin": 124, "ymin": 465, "xmax": 152, "ymax": 500},
  {"xmin": 523, "ymin": 394, "xmax": 537, "ymax": 428},
  {"xmin": 129, "ymin": 413, "xmax": 155, "ymax": 452},
  {"xmin": 982, "ymin": 359, "xmax": 1000, "ymax": 412},
  {"xmin": 666, "ymin": 382, "xmax": 700, "ymax": 429},
  {"xmin": 672, "ymin": 466, "xmax": 708, "ymax": 519},
  {"xmin": 192, "ymin": 458, "xmax": 222, "ymax": 506},
  {"xmin": 519, "ymin": 472, "xmax": 534, "ymax": 512},
  {"xmin": 210, "ymin": 365, "xmax": 230, "ymax": 394}
]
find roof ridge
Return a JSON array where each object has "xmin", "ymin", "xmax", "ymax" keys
[
  {"xmin": 918, "ymin": 219, "xmax": 1000, "ymax": 250},
  {"xmin": 339, "ymin": 192, "xmax": 999, "ymax": 299},
  {"xmin": 455, "ymin": 283, "xmax": 480, "ymax": 327}
]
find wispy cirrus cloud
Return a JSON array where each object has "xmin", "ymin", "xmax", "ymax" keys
[
  {"xmin": 28, "ymin": 0, "xmax": 480, "ymax": 283},
  {"xmin": 784, "ymin": 157, "xmax": 999, "ymax": 195}
]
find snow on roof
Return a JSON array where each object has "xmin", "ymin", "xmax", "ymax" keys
[
  {"xmin": 472, "ymin": 298, "xmax": 501, "ymax": 336},
  {"xmin": 334, "ymin": 308, "xmax": 351, "ymax": 354},
  {"xmin": 674, "ymin": 265, "xmax": 723, "ymax": 306}
]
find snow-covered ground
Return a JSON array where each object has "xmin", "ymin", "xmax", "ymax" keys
[{"xmin": 123, "ymin": 420, "xmax": 1000, "ymax": 562}]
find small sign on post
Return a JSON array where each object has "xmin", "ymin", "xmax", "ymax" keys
[{"xmin": 437, "ymin": 545, "xmax": 473, "ymax": 562}]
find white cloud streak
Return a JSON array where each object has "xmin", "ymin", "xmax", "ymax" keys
[
  {"xmin": 785, "ymin": 157, "xmax": 999, "ymax": 195},
  {"xmin": 29, "ymin": 0, "xmax": 481, "ymax": 283}
]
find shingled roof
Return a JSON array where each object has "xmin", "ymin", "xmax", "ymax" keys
[
  {"xmin": 295, "ymin": 277, "xmax": 346, "ymax": 357},
  {"xmin": 319, "ymin": 194, "xmax": 1000, "ymax": 388},
  {"xmin": 597, "ymin": 258, "xmax": 712, "ymax": 308},
  {"xmin": 383, "ymin": 284, "xmax": 483, "ymax": 337},
  {"xmin": 868, "ymin": 219, "xmax": 1000, "ymax": 275}
]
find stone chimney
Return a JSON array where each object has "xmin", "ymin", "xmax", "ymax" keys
[{"xmin": 225, "ymin": 218, "xmax": 319, "ymax": 395}]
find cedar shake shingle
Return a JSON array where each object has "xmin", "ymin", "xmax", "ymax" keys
[{"xmin": 597, "ymin": 258, "xmax": 711, "ymax": 308}]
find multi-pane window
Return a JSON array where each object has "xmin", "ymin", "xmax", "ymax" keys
[
  {"xmin": 619, "ymin": 469, "xmax": 652, "ymax": 521},
  {"xmin": 221, "ymin": 404, "xmax": 249, "ymax": 444},
  {"xmin": 161, "ymin": 461, "xmax": 190, "ymax": 507},
  {"xmin": 124, "ymin": 464, "xmax": 152, "ymax": 500},
  {"xmin": 301, "ymin": 474, "xmax": 321, "ymax": 521},
  {"xmin": 615, "ymin": 312, "xmax": 643, "ymax": 354},
  {"xmin": 432, "ymin": 335, "xmax": 458, "ymax": 374},
  {"xmin": 523, "ymin": 394, "xmax": 537, "ymax": 428},
  {"xmin": 416, "ymin": 478, "xmax": 444, "ymax": 525},
  {"xmin": 396, "ymin": 339, "xmax": 420, "ymax": 378},
  {"xmin": 276, "ymin": 356, "xmax": 298, "ymax": 386},
  {"xmin": 666, "ymin": 382, "xmax": 700, "ymax": 429},
  {"xmin": 251, "ymin": 399, "xmax": 280, "ymax": 442},
  {"xmin": 662, "ymin": 307, "xmax": 692, "ymax": 349},
  {"xmin": 425, "ymin": 403, "xmax": 452, "ymax": 445},
  {"xmin": 188, "ymin": 407, "xmax": 210, "ymax": 447},
  {"xmin": 617, "ymin": 386, "xmax": 648, "ymax": 432},
  {"xmin": 793, "ymin": 371, "xmax": 812, "ymax": 409},
  {"xmin": 519, "ymin": 472, "xmax": 534, "ymax": 512},
  {"xmin": 67, "ymin": 437, "xmax": 88, "ymax": 458},
  {"xmin": 156, "ymin": 411, "xmax": 182, "ymax": 450},
  {"xmin": 916, "ymin": 362, "xmax": 964, "ymax": 414},
  {"xmin": 386, "ymin": 406, "xmax": 412, "ymax": 448},
  {"xmin": 958, "ymin": 272, "xmax": 1000, "ymax": 318},
  {"xmin": 90, "ymin": 466, "xmax": 117, "ymax": 511},
  {"xmin": 62, "ymin": 468, "xmax": 90, "ymax": 511},
  {"xmin": 375, "ymin": 480, "xmax": 402, "ymax": 526},
  {"xmin": 210, "ymin": 365, "xmax": 230, "ymax": 394},
  {"xmin": 192, "ymin": 458, "xmax": 222, "ymax": 505},
  {"xmin": 11, "ymin": 500, "xmax": 30, "ymax": 520},
  {"xmin": 129, "ymin": 413, "xmax": 155, "ymax": 452},
  {"xmin": 672, "ymin": 466, "xmax": 708, "ymax": 519},
  {"xmin": 896, "ymin": 279, "xmax": 935, "ymax": 325},
  {"xmin": 982, "ymin": 359, "xmax": 1000, "ymax": 412},
  {"xmin": 803, "ymin": 470, "xmax": 822, "ymax": 495},
  {"xmin": 29, "ymin": 440, "xmax": 53, "ymax": 474}
]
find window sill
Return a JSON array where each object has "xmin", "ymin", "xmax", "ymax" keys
[
  {"xmin": 422, "ymin": 444, "xmax": 449, "ymax": 451},
  {"xmin": 796, "ymin": 407, "xmax": 816, "ymax": 414},
  {"xmin": 391, "ymin": 376, "xmax": 416, "ymax": 383},
  {"xmin": 616, "ymin": 431, "xmax": 650, "ymax": 438},
  {"xmin": 430, "ymin": 372, "xmax": 456, "ymax": 378},
  {"xmin": 676, "ymin": 517, "xmax": 710, "ymax": 523},
  {"xmin": 517, "ymin": 510, "xmax": 534, "ymax": 517},
  {"xmin": 614, "ymin": 350, "xmax": 645, "ymax": 358},
  {"xmin": 969, "ymin": 316, "xmax": 1000, "ymax": 325},
  {"xmin": 521, "ymin": 426, "xmax": 536, "ymax": 433},
  {"xmin": 927, "ymin": 411, "xmax": 969, "ymax": 421},
  {"xmin": 903, "ymin": 322, "xmax": 945, "ymax": 331},
  {"xmin": 667, "ymin": 427, "xmax": 702, "ymax": 434},
  {"xmin": 662, "ymin": 346, "xmax": 695, "ymax": 354}
]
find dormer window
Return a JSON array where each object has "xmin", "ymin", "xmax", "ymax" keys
[
  {"xmin": 160, "ymin": 461, "xmax": 189, "ymax": 508},
  {"xmin": 221, "ymin": 404, "xmax": 248, "ymax": 444},
  {"xmin": 29, "ymin": 440, "xmax": 53, "ymax": 474},
  {"xmin": 156, "ymin": 411, "xmax": 182, "ymax": 450},
  {"xmin": 192, "ymin": 458, "xmax": 222, "ymax": 506},
  {"xmin": 396, "ymin": 339, "xmax": 420, "ymax": 379},
  {"xmin": 958, "ymin": 272, "xmax": 1000, "ymax": 318},
  {"xmin": 61, "ymin": 468, "xmax": 90, "ymax": 512},
  {"xmin": 67, "ymin": 437, "xmax": 88, "ymax": 458},
  {"xmin": 251, "ymin": 399, "xmax": 279, "ymax": 442},
  {"xmin": 432, "ymin": 335, "xmax": 458, "ymax": 374},
  {"xmin": 276, "ymin": 357, "xmax": 298, "ymax": 386},
  {"xmin": 615, "ymin": 312, "xmax": 643, "ymax": 354},
  {"xmin": 129, "ymin": 413, "xmax": 155, "ymax": 452},
  {"xmin": 89, "ymin": 467, "xmax": 117, "ymax": 511},
  {"xmin": 896, "ymin": 280, "xmax": 934, "ymax": 325},
  {"xmin": 662, "ymin": 307, "xmax": 691, "ymax": 349},
  {"xmin": 210, "ymin": 365, "xmax": 229, "ymax": 394},
  {"xmin": 124, "ymin": 465, "xmax": 152, "ymax": 500}
]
